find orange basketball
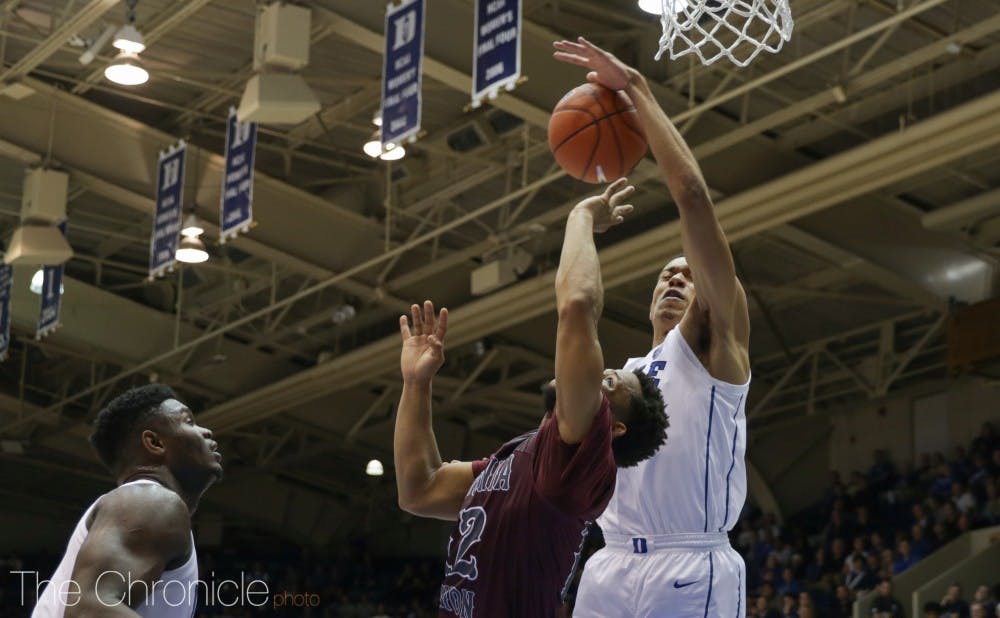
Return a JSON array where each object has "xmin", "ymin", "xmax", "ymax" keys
[{"xmin": 548, "ymin": 83, "xmax": 647, "ymax": 184}]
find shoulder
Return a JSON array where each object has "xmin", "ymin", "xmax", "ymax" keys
[{"xmin": 91, "ymin": 483, "xmax": 191, "ymax": 551}]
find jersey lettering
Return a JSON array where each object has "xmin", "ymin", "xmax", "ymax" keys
[
  {"xmin": 445, "ymin": 507, "xmax": 487, "ymax": 581},
  {"xmin": 644, "ymin": 360, "xmax": 667, "ymax": 388},
  {"xmin": 467, "ymin": 456, "xmax": 513, "ymax": 496},
  {"xmin": 439, "ymin": 585, "xmax": 475, "ymax": 618}
]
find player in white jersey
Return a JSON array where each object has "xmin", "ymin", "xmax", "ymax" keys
[
  {"xmin": 33, "ymin": 385, "xmax": 223, "ymax": 617},
  {"xmin": 554, "ymin": 38, "xmax": 752, "ymax": 617}
]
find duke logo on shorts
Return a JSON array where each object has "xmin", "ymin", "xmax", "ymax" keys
[{"xmin": 575, "ymin": 328, "xmax": 750, "ymax": 618}]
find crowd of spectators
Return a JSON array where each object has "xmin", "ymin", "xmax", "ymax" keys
[
  {"xmin": 3, "ymin": 423, "xmax": 997, "ymax": 617},
  {"xmin": 732, "ymin": 422, "xmax": 1000, "ymax": 618}
]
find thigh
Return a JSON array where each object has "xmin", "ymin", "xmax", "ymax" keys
[
  {"xmin": 636, "ymin": 548, "xmax": 747, "ymax": 618},
  {"xmin": 636, "ymin": 551, "xmax": 713, "ymax": 618},
  {"xmin": 573, "ymin": 550, "xmax": 638, "ymax": 618}
]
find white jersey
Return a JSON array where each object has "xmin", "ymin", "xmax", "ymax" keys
[
  {"xmin": 599, "ymin": 327, "xmax": 750, "ymax": 535},
  {"xmin": 33, "ymin": 480, "xmax": 198, "ymax": 618}
]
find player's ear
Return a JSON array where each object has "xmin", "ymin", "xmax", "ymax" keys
[
  {"xmin": 612, "ymin": 420, "xmax": 627, "ymax": 439},
  {"xmin": 141, "ymin": 429, "xmax": 166, "ymax": 456}
]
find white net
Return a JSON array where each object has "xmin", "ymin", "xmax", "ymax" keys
[{"xmin": 655, "ymin": 0, "xmax": 794, "ymax": 67}]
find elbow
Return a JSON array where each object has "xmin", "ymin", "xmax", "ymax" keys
[
  {"xmin": 557, "ymin": 293, "xmax": 599, "ymax": 321},
  {"xmin": 675, "ymin": 174, "xmax": 712, "ymax": 210}
]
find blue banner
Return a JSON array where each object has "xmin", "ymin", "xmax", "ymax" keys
[
  {"xmin": 381, "ymin": 0, "xmax": 425, "ymax": 148},
  {"xmin": 0, "ymin": 264, "xmax": 11, "ymax": 360},
  {"xmin": 37, "ymin": 220, "xmax": 67, "ymax": 340},
  {"xmin": 149, "ymin": 141, "xmax": 186, "ymax": 279},
  {"xmin": 472, "ymin": 0, "xmax": 522, "ymax": 108},
  {"xmin": 220, "ymin": 108, "xmax": 257, "ymax": 243}
]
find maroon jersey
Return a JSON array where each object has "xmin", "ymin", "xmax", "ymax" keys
[{"xmin": 438, "ymin": 397, "xmax": 616, "ymax": 618}]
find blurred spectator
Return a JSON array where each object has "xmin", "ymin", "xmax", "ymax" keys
[
  {"xmin": 953, "ymin": 481, "xmax": 978, "ymax": 515},
  {"xmin": 871, "ymin": 579, "xmax": 905, "ymax": 618},
  {"xmin": 924, "ymin": 601, "xmax": 945, "ymax": 617},
  {"xmin": 830, "ymin": 584, "xmax": 853, "ymax": 618},
  {"xmin": 892, "ymin": 539, "xmax": 918, "ymax": 574},
  {"xmin": 942, "ymin": 582, "xmax": 971, "ymax": 618},
  {"xmin": 972, "ymin": 585, "xmax": 995, "ymax": 616},
  {"xmin": 845, "ymin": 555, "xmax": 878, "ymax": 593}
]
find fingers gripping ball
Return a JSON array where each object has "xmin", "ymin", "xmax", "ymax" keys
[{"xmin": 548, "ymin": 83, "xmax": 647, "ymax": 184}]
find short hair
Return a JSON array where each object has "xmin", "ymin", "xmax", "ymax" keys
[
  {"xmin": 612, "ymin": 370, "xmax": 668, "ymax": 468},
  {"xmin": 90, "ymin": 384, "xmax": 177, "ymax": 472}
]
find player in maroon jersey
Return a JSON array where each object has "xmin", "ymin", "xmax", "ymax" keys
[{"xmin": 393, "ymin": 179, "xmax": 668, "ymax": 618}]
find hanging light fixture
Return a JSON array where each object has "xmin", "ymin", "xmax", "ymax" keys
[
  {"xmin": 363, "ymin": 131, "xmax": 407, "ymax": 161},
  {"xmin": 363, "ymin": 132, "xmax": 383, "ymax": 158},
  {"xmin": 365, "ymin": 459, "xmax": 384, "ymax": 477},
  {"xmin": 638, "ymin": 0, "xmax": 689, "ymax": 15},
  {"xmin": 105, "ymin": 0, "xmax": 149, "ymax": 86},
  {"xmin": 175, "ymin": 236, "xmax": 209, "ymax": 264},
  {"xmin": 112, "ymin": 23, "xmax": 146, "ymax": 54},
  {"xmin": 105, "ymin": 51, "xmax": 148, "ymax": 85},
  {"xmin": 176, "ymin": 211, "xmax": 208, "ymax": 264},
  {"xmin": 29, "ymin": 269, "xmax": 65, "ymax": 295},
  {"xmin": 380, "ymin": 143, "xmax": 406, "ymax": 161},
  {"xmin": 180, "ymin": 213, "xmax": 205, "ymax": 238},
  {"xmin": 372, "ymin": 111, "xmax": 383, "ymax": 127}
]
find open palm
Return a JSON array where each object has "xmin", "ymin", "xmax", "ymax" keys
[
  {"xmin": 553, "ymin": 37, "xmax": 633, "ymax": 91},
  {"xmin": 399, "ymin": 300, "xmax": 448, "ymax": 382}
]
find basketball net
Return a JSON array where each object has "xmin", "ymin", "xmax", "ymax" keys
[{"xmin": 655, "ymin": 0, "xmax": 793, "ymax": 67}]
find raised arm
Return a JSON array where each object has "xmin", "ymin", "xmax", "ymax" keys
[
  {"xmin": 394, "ymin": 301, "xmax": 474, "ymax": 521},
  {"xmin": 65, "ymin": 484, "xmax": 191, "ymax": 617},
  {"xmin": 555, "ymin": 179, "xmax": 635, "ymax": 443},
  {"xmin": 554, "ymin": 38, "xmax": 750, "ymax": 381}
]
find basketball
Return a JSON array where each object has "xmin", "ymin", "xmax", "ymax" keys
[{"xmin": 548, "ymin": 83, "xmax": 647, "ymax": 184}]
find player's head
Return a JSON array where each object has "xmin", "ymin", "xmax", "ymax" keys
[
  {"xmin": 90, "ymin": 384, "xmax": 223, "ymax": 487},
  {"xmin": 541, "ymin": 369, "xmax": 667, "ymax": 468},
  {"xmin": 649, "ymin": 256, "xmax": 695, "ymax": 335}
]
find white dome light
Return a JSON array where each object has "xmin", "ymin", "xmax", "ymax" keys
[
  {"xmin": 638, "ymin": 0, "xmax": 689, "ymax": 15},
  {"xmin": 112, "ymin": 24, "xmax": 146, "ymax": 54},
  {"xmin": 380, "ymin": 144, "xmax": 406, "ymax": 161},
  {"xmin": 365, "ymin": 459, "xmax": 384, "ymax": 477},
  {"xmin": 105, "ymin": 51, "xmax": 149, "ymax": 85},
  {"xmin": 175, "ymin": 236, "xmax": 209, "ymax": 264},
  {"xmin": 363, "ymin": 136, "xmax": 383, "ymax": 158},
  {"xmin": 29, "ymin": 269, "xmax": 65, "ymax": 295}
]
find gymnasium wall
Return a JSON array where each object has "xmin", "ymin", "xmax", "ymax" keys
[
  {"xmin": 747, "ymin": 377, "xmax": 998, "ymax": 520},
  {"xmin": 748, "ymin": 414, "xmax": 831, "ymax": 519},
  {"xmin": 828, "ymin": 377, "xmax": 999, "ymax": 477}
]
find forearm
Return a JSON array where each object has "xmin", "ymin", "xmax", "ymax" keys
[
  {"xmin": 624, "ymin": 71, "xmax": 711, "ymax": 209},
  {"xmin": 555, "ymin": 208, "xmax": 603, "ymax": 317},
  {"xmin": 393, "ymin": 380, "xmax": 444, "ymax": 510}
]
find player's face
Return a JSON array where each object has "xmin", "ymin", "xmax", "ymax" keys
[
  {"xmin": 540, "ymin": 371, "xmax": 638, "ymax": 433},
  {"xmin": 601, "ymin": 369, "xmax": 640, "ymax": 414},
  {"xmin": 159, "ymin": 399, "xmax": 223, "ymax": 481},
  {"xmin": 649, "ymin": 257, "xmax": 695, "ymax": 326}
]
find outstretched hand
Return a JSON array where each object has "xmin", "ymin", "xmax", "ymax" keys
[
  {"xmin": 553, "ymin": 37, "xmax": 635, "ymax": 91},
  {"xmin": 574, "ymin": 178, "xmax": 636, "ymax": 233},
  {"xmin": 399, "ymin": 300, "xmax": 448, "ymax": 383}
]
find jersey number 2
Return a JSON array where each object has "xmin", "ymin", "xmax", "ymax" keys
[{"xmin": 445, "ymin": 506, "xmax": 486, "ymax": 581}]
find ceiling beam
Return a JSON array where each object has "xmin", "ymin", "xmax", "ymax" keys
[
  {"xmin": 193, "ymin": 85, "xmax": 1000, "ymax": 433},
  {"xmin": 0, "ymin": 0, "xmax": 118, "ymax": 84},
  {"xmin": 71, "ymin": 0, "xmax": 216, "ymax": 95},
  {"xmin": 767, "ymin": 225, "xmax": 945, "ymax": 309}
]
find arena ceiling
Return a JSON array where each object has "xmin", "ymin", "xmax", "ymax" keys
[{"xmin": 0, "ymin": 0, "xmax": 997, "ymax": 545}]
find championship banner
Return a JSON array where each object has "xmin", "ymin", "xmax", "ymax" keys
[
  {"xmin": 220, "ymin": 108, "xmax": 257, "ymax": 244},
  {"xmin": 0, "ymin": 265, "xmax": 12, "ymax": 360},
  {"xmin": 381, "ymin": 0, "xmax": 425, "ymax": 148},
  {"xmin": 472, "ymin": 0, "xmax": 522, "ymax": 108},
  {"xmin": 37, "ymin": 221, "xmax": 67, "ymax": 340},
  {"xmin": 149, "ymin": 141, "xmax": 186, "ymax": 279}
]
